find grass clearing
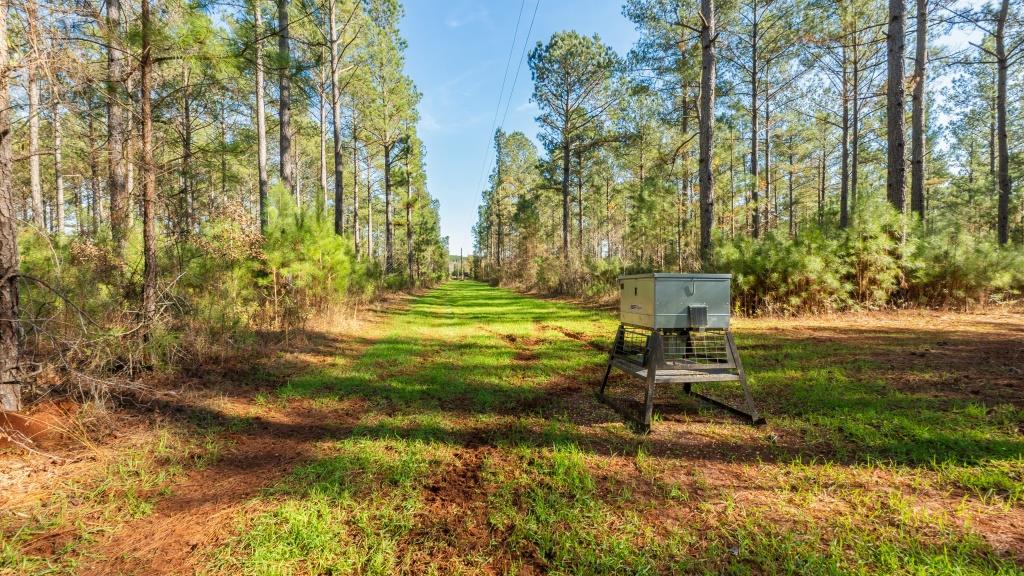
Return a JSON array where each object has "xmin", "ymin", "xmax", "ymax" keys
[
  {"xmin": 212, "ymin": 438, "xmax": 448, "ymax": 576},
  {"xmin": 4, "ymin": 281, "xmax": 1022, "ymax": 574},
  {"xmin": 211, "ymin": 282, "xmax": 1023, "ymax": 574}
]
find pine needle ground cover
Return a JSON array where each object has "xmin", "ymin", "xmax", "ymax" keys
[{"xmin": 3, "ymin": 281, "xmax": 1023, "ymax": 575}]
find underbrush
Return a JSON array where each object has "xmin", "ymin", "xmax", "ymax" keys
[
  {"xmin": 483, "ymin": 200, "xmax": 1024, "ymax": 314},
  {"xmin": 14, "ymin": 188, "xmax": 395, "ymax": 408},
  {"xmin": 718, "ymin": 205, "xmax": 1024, "ymax": 314}
]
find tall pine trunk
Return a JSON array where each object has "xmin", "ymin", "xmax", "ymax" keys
[
  {"xmin": 995, "ymin": 0, "xmax": 1010, "ymax": 245},
  {"xmin": 0, "ymin": 0, "xmax": 21, "ymax": 411},
  {"xmin": 840, "ymin": 46, "xmax": 850, "ymax": 229},
  {"xmin": 496, "ymin": 138, "xmax": 504, "ymax": 271},
  {"xmin": 254, "ymin": 1, "xmax": 269, "ymax": 233},
  {"xmin": 763, "ymin": 97, "xmax": 771, "ymax": 231},
  {"xmin": 989, "ymin": 71, "xmax": 995, "ymax": 179},
  {"xmin": 698, "ymin": 0, "xmax": 716, "ymax": 267},
  {"xmin": 384, "ymin": 144, "xmax": 394, "ymax": 272},
  {"xmin": 27, "ymin": 0, "xmax": 43, "ymax": 231},
  {"xmin": 329, "ymin": 0, "xmax": 345, "ymax": 235},
  {"xmin": 140, "ymin": 0, "xmax": 157, "ymax": 323},
  {"xmin": 749, "ymin": 16, "xmax": 760, "ymax": 239},
  {"xmin": 366, "ymin": 150, "xmax": 373, "ymax": 260},
  {"xmin": 851, "ymin": 43, "xmax": 860, "ymax": 218},
  {"xmin": 886, "ymin": 0, "xmax": 906, "ymax": 212},
  {"xmin": 318, "ymin": 49, "xmax": 328, "ymax": 218},
  {"xmin": 576, "ymin": 151, "xmax": 583, "ymax": 260},
  {"xmin": 106, "ymin": 0, "xmax": 128, "ymax": 254},
  {"xmin": 406, "ymin": 158, "xmax": 414, "ymax": 284},
  {"xmin": 787, "ymin": 139, "xmax": 795, "ymax": 237},
  {"xmin": 560, "ymin": 141, "xmax": 570, "ymax": 261},
  {"xmin": 352, "ymin": 118, "xmax": 360, "ymax": 255},
  {"xmin": 818, "ymin": 150, "xmax": 826, "ymax": 225},
  {"xmin": 52, "ymin": 96, "xmax": 64, "ymax": 234},
  {"xmin": 278, "ymin": 0, "xmax": 293, "ymax": 195},
  {"xmin": 910, "ymin": 0, "xmax": 927, "ymax": 220}
]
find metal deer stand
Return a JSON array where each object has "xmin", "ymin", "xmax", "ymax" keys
[{"xmin": 599, "ymin": 273, "xmax": 764, "ymax": 432}]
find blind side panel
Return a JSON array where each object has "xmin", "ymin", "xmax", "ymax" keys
[
  {"xmin": 620, "ymin": 276, "xmax": 656, "ymax": 328},
  {"xmin": 652, "ymin": 277, "xmax": 730, "ymax": 329}
]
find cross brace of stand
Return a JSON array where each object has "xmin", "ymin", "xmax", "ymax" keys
[{"xmin": 599, "ymin": 325, "xmax": 765, "ymax": 433}]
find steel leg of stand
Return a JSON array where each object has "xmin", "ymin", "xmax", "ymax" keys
[
  {"xmin": 641, "ymin": 331, "xmax": 663, "ymax": 433},
  {"xmin": 600, "ymin": 325, "xmax": 624, "ymax": 399},
  {"xmin": 727, "ymin": 331, "xmax": 765, "ymax": 425}
]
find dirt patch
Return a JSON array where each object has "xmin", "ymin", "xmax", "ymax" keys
[
  {"xmin": 480, "ymin": 327, "xmax": 544, "ymax": 364},
  {"xmin": 970, "ymin": 505, "xmax": 1024, "ymax": 563},
  {"xmin": 77, "ymin": 400, "xmax": 360, "ymax": 576},
  {"xmin": 514, "ymin": 349, "xmax": 538, "ymax": 362},
  {"xmin": 737, "ymin": 311, "xmax": 1024, "ymax": 405},
  {"xmin": 539, "ymin": 324, "xmax": 608, "ymax": 352},
  {"xmin": 0, "ymin": 401, "xmax": 81, "ymax": 452},
  {"xmin": 412, "ymin": 447, "xmax": 492, "ymax": 553},
  {"xmin": 18, "ymin": 525, "xmax": 79, "ymax": 557},
  {"xmin": 405, "ymin": 447, "xmax": 549, "ymax": 575},
  {"xmin": 2, "ymin": 293, "xmax": 402, "ymax": 574},
  {"xmin": 68, "ymin": 303, "xmax": 397, "ymax": 575}
]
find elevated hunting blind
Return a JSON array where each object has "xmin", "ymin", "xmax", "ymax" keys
[{"xmin": 600, "ymin": 273, "xmax": 764, "ymax": 431}]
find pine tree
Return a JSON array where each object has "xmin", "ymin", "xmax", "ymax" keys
[{"xmin": 528, "ymin": 31, "xmax": 617, "ymax": 263}]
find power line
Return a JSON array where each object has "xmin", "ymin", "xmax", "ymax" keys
[
  {"xmin": 499, "ymin": 0, "xmax": 540, "ymax": 131},
  {"xmin": 477, "ymin": 0, "xmax": 541, "ymax": 194},
  {"xmin": 475, "ymin": 0, "xmax": 527, "ymax": 194}
]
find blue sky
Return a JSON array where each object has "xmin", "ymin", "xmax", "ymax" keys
[{"xmin": 400, "ymin": 0, "xmax": 638, "ymax": 256}]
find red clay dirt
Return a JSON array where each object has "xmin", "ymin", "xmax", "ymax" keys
[
  {"xmin": 0, "ymin": 401, "xmax": 79, "ymax": 451},
  {"xmin": 78, "ymin": 400, "xmax": 361, "ymax": 576}
]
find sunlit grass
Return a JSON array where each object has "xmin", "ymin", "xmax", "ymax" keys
[
  {"xmin": 213, "ymin": 437, "xmax": 448, "ymax": 576},
  {"xmin": 214, "ymin": 281, "xmax": 1022, "ymax": 574}
]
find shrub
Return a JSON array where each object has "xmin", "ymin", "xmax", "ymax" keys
[
  {"xmin": 907, "ymin": 228, "xmax": 1024, "ymax": 306},
  {"xmin": 258, "ymin": 187, "xmax": 358, "ymax": 329},
  {"xmin": 15, "ymin": 186, "xmax": 373, "ymax": 399},
  {"xmin": 713, "ymin": 199, "xmax": 1022, "ymax": 314},
  {"xmin": 582, "ymin": 257, "xmax": 624, "ymax": 298},
  {"xmin": 839, "ymin": 199, "xmax": 904, "ymax": 307},
  {"xmin": 716, "ymin": 228, "xmax": 847, "ymax": 314}
]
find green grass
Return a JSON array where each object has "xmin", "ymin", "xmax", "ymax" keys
[
  {"xmin": 486, "ymin": 444, "xmax": 665, "ymax": 575},
  {"xmin": 742, "ymin": 331, "xmax": 1024, "ymax": 499},
  {"xmin": 198, "ymin": 282, "xmax": 1024, "ymax": 573},
  {"xmin": 212, "ymin": 438, "xmax": 448, "ymax": 576}
]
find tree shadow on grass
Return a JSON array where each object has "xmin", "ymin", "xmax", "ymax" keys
[
  {"xmin": 168, "ymin": 282, "xmax": 1024, "ymax": 472},
  {"xmin": 22, "ymin": 282, "xmax": 1024, "ymax": 572}
]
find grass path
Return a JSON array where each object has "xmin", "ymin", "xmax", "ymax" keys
[{"xmin": 3, "ymin": 281, "xmax": 1024, "ymax": 574}]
